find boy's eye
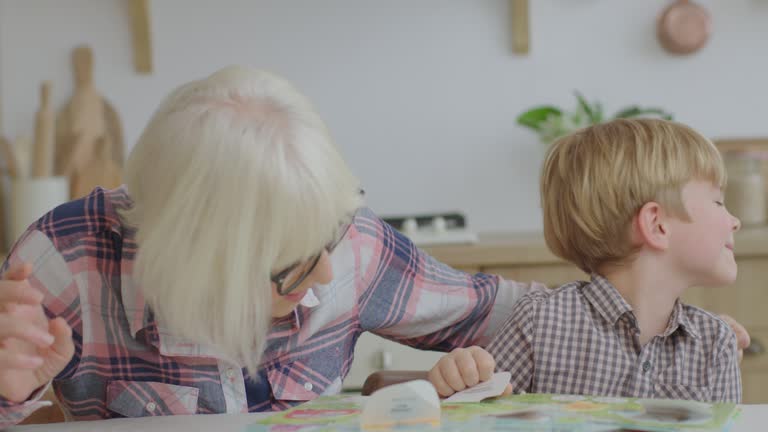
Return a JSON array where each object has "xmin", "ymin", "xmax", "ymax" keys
[{"xmin": 715, "ymin": 201, "xmax": 724, "ymax": 206}]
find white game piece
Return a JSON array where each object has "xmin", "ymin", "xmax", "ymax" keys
[{"xmin": 360, "ymin": 380, "xmax": 441, "ymax": 429}]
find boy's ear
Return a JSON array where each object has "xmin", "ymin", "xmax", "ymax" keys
[{"xmin": 633, "ymin": 201, "xmax": 670, "ymax": 251}]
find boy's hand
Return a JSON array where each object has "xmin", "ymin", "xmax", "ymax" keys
[
  {"xmin": 719, "ymin": 314, "xmax": 750, "ymax": 361},
  {"xmin": 428, "ymin": 346, "xmax": 512, "ymax": 397}
]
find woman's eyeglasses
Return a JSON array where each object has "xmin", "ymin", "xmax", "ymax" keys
[{"xmin": 271, "ymin": 220, "xmax": 353, "ymax": 296}]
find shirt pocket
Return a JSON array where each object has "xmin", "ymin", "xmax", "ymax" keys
[
  {"xmin": 654, "ymin": 382, "xmax": 713, "ymax": 402},
  {"xmin": 654, "ymin": 365, "xmax": 713, "ymax": 402},
  {"xmin": 106, "ymin": 380, "xmax": 199, "ymax": 417},
  {"xmin": 266, "ymin": 361, "xmax": 332, "ymax": 402}
]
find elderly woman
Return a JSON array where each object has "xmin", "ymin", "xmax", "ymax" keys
[{"xmin": 0, "ymin": 67, "xmax": 749, "ymax": 426}]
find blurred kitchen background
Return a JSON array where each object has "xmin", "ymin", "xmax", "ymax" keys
[
  {"xmin": 1, "ymin": 0, "xmax": 766, "ymax": 236},
  {"xmin": 5, "ymin": 0, "xmax": 768, "ymax": 405}
]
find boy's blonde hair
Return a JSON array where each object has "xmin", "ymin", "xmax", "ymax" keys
[{"xmin": 541, "ymin": 118, "xmax": 726, "ymax": 273}]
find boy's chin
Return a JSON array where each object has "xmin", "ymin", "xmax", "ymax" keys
[{"xmin": 703, "ymin": 270, "xmax": 738, "ymax": 287}]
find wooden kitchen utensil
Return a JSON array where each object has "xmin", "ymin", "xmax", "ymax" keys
[
  {"xmin": 0, "ymin": 135, "xmax": 17, "ymax": 178},
  {"xmin": 511, "ymin": 0, "xmax": 529, "ymax": 55},
  {"xmin": 32, "ymin": 81, "xmax": 55, "ymax": 177},
  {"xmin": 12, "ymin": 135, "xmax": 33, "ymax": 179},
  {"xmin": 70, "ymin": 136, "xmax": 122, "ymax": 199},
  {"xmin": 55, "ymin": 45, "xmax": 124, "ymax": 178},
  {"xmin": 657, "ymin": 0, "xmax": 711, "ymax": 55},
  {"xmin": 0, "ymin": 99, "xmax": 12, "ymax": 250},
  {"xmin": 129, "ymin": 0, "xmax": 153, "ymax": 74},
  {"xmin": 0, "ymin": 136, "xmax": 12, "ymax": 249},
  {"xmin": 0, "ymin": 83, "xmax": 18, "ymax": 178}
]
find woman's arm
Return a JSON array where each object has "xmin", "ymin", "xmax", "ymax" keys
[{"xmin": 354, "ymin": 207, "xmax": 545, "ymax": 351}]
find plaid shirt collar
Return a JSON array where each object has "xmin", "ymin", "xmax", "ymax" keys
[
  {"xmin": 582, "ymin": 274, "xmax": 700, "ymax": 340},
  {"xmin": 112, "ymin": 187, "xmax": 302, "ymax": 360}
]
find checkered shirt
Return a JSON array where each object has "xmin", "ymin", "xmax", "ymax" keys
[
  {"xmin": 486, "ymin": 275, "xmax": 741, "ymax": 403},
  {"xmin": 0, "ymin": 187, "xmax": 537, "ymax": 427}
]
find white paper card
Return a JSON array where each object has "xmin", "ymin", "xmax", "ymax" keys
[{"xmin": 443, "ymin": 371, "xmax": 512, "ymax": 403}]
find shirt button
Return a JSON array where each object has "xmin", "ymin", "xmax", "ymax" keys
[
  {"xmin": 304, "ymin": 382, "xmax": 313, "ymax": 391},
  {"xmin": 642, "ymin": 361, "xmax": 652, "ymax": 372},
  {"xmin": 226, "ymin": 368, "xmax": 236, "ymax": 379},
  {"xmin": 146, "ymin": 401, "xmax": 157, "ymax": 412}
]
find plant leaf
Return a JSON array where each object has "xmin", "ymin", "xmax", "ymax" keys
[
  {"xmin": 613, "ymin": 106, "xmax": 674, "ymax": 121},
  {"xmin": 593, "ymin": 101, "xmax": 604, "ymax": 124},
  {"xmin": 517, "ymin": 106, "xmax": 562, "ymax": 131},
  {"xmin": 574, "ymin": 91, "xmax": 600, "ymax": 124}
]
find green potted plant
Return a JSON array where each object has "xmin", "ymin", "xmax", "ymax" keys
[{"xmin": 517, "ymin": 91, "xmax": 674, "ymax": 144}]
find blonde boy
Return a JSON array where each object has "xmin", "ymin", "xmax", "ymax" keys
[{"xmin": 428, "ymin": 119, "xmax": 742, "ymax": 402}]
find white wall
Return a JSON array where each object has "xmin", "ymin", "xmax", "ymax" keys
[{"xmin": 1, "ymin": 0, "xmax": 767, "ymax": 232}]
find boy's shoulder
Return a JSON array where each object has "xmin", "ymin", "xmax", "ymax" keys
[
  {"xmin": 516, "ymin": 280, "xmax": 591, "ymax": 312},
  {"xmin": 526, "ymin": 280, "xmax": 588, "ymax": 299},
  {"xmin": 679, "ymin": 302, "xmax": 737, "ymax": 346},
  {"xmin": 526, "ymin": 283, "xmax": 737, "ymax": 346}
]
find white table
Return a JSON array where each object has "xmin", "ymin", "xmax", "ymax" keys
[
  {"xmin": 8, "ymin": 405, "xmax": 768, "ymax": 431},
  {"xmin": 7, "ymin": 412, "xmax": 273, "ymax": 432}
]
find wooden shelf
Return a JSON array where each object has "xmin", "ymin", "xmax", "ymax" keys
[{"xmin": 425, "ymin": 226, "xmax": 768, "ymax": 269}]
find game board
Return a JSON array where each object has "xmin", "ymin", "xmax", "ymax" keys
[{"xmin": 245, "ymin": 393, "xmax": 740, "ymax": 431}]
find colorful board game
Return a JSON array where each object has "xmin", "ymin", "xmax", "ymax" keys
[{"xmin": 245, "ymin": 393, "xmax": 740, "ymax": 431}]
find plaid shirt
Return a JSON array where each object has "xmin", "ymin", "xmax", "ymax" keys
[
  {"xmin": 487, "ymin": 275, "xmax": 742, "ymax": 403},
  {"xmin": 0, "ymin": 187, "xmax": 534, "ymax": 427}
]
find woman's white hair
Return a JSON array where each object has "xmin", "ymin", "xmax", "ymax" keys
[{"xmin": 121, "ymin": 66, "xmax": 362, "ymax": 373}]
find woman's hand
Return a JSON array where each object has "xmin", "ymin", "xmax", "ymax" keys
[
  {"xmin": 720, "ymin": 314, "xmax": 750, "ymax": 362},
  {"xmin": 0, "ymin": 263, "xmax": 75, "ymax": 402}
]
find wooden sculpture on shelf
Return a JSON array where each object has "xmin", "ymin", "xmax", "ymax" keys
[
  {"xmin": 55, "ymin": 45, "xmax": 124, "ymax": 198},
  {"xmin": 70, "ymin": 135, "xmax": 122, "ymax": 200},
  {"xmin": 32, "ymin": 81, "xmax": 55, "ymax": 177}
]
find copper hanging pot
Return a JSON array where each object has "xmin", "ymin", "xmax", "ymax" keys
[{"xmin": 657, "ymin": 0, "xmax": 711, "ymax": 55}]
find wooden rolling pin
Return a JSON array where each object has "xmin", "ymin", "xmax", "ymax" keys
[
  {"xmin": 32, "ymin": 81, "xmax": 55, "ymax": 177},
  {"xmin": 0, "ymin": 136, "xmax": 17, "ymax": 178},
  {"xmin": 0, "ymin": 135, "xmax": 12, "ymax": 250},
  {"xmin": 0, "ymin": 105, "xmax": 15, "ymax": 251}
]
